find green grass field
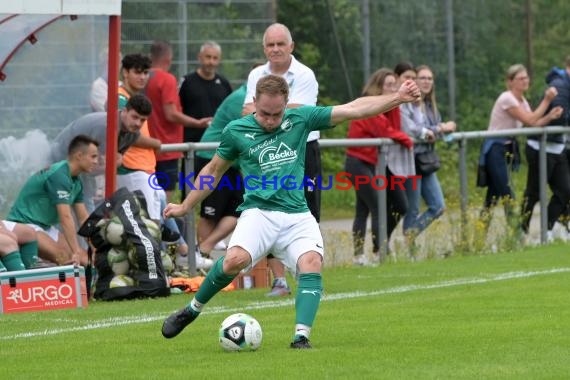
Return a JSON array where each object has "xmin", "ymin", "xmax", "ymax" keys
[{"xmin": 1, "ymin": 244, "xmax": 569, "ymax": 380}]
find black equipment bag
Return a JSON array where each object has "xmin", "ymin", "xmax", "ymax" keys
[{"xmin": 78, "ymin": 187, "xmax": 169, "ymax": 301}]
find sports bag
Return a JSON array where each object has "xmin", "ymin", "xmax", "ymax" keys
[{"xmin": 78, "ymin": 187, "xmax": 170, "ymax": 301}]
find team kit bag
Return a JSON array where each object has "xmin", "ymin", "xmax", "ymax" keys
[{"xmin": 79, "ymin": 187, "xmax": 170, "ymax": 301}]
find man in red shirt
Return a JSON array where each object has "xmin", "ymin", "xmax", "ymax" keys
[{"xmin": 145, "ymin": 40, "xmax": 211, "ymax": 200}]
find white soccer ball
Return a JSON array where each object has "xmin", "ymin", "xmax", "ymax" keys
[
  {"xmin": 219, "ymin": 313, "xmax": 262, "ymax": 351},
  {"xmin": 107, "ymin": 247, "xmax": 130, "ymax": 275},
  {"xmin": 97, "ymin": 218, "xmax": 109, "ymax": 240},
  {"xmin": 109, "ymin": 274, "xmax": 135, "ymax": 288},
  {"xmin": 161, "ymin": 250, "xmax": 174, "ymax": 274},
  {"xmin": 141, "ymin": 217, "xmax": 160, "ymax": 241},
  {"xmin": 132, "ymin": 196, "xmax": 148, "ymax": 218},
  {"xmin": 95, "ymin": 218, "xmax": 108, "ymax": 229},
  {"xmin": 105, "ymin": 217, "xmax": 125, "ymax": 246}
]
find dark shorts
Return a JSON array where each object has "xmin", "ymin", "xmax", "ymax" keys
[
  {"xmin": 304, "ymin": 140, "xmax": 322, "ymax": 222},
  {"xmin": 155, "ymin": 159, "xmax": 179, "ymax": 191},
  {"xmin": 195, "ymin": 156, "xmax": 244, "ymax": 222}
]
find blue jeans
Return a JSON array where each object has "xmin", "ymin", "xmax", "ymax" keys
[{"xmin": 403, "ymin": 172, "xmax": 445, "ymax": 235}]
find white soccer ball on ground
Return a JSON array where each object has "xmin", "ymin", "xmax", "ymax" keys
[
  {"xmin": 160, "ymin": 250, "xmax": 174, "ymax": 274},
  {"xmin": 219, "ymin": 313, "xmax": 262, "ymax": 351},
  {"xmin": 109, "ymin": 274, "xmax": 135, "ymax": 288},
  {"xmin": 107, "ymin": 247, "xmax": 130, "ymax": 275},
  {"xmin": 105, "ymin": 217, "xmax": 125, "ymax": 246}
]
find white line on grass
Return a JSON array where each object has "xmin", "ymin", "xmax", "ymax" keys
[{"xmin": 2, "ymin": 267, "xmax": 568, "ymax": 340}]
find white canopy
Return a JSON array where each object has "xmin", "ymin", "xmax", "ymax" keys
[
  {"xmin": 2, "ymin": 0, "xmax": 120, "ymax": 15},
  {"xmin": 1, "ymin": 0, "xmax": 122, "ymax": 197}
]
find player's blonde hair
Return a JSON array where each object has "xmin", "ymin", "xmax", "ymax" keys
[{"xmin": 255, "ymin": 75, "xmax": 289, "ymax": 100}]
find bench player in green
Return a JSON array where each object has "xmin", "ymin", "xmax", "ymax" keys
[
  {"xmin": 7, "ymin": 135, "xmax": 100, "ymax": 267},
  {"xmin": 161, "ymin": 74, "xmax": 421, "ymax": 348}
]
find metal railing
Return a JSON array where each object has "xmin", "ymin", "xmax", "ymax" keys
[{"xmin": 161, "ymin": 126, "xmax": 570, "ymax": 274}]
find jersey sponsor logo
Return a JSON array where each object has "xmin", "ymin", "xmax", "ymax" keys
[
  {"xmin": 248, "ymin": 136, "xmax": 277, "ymax": 157},
  {"xmin": 56, "ymin": 190, "xmax": 70, "ymax": 200},
  {"xmin": 258, "ymin": 142, "xmax": 297, "ymax": 172}
]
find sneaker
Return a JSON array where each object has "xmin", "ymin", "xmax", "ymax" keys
[
  {"xmin": 213, "ymin": 240, "xmax": 227, "ymax": 251},
  {"xmin": 547, "ymin": 230, "xmax": 554, "ymax": 244},
  {"xmin": 266, "ymin": 279, "xmax": 291, "ymax": 297},
  {"xmin": 162, "ymin": 308, "xmax": 197, "ymax": 338},
  {"xmin": 195, "ymin": 251, "xmax": 213, "ymax": 270},
  {"xmin": 553, "ymin": 224, "xmax": 570, "ymax": 242},
  {"xmin": 161, "ymin": 225, "xmax": 180, "ymax": 244},
  {"xmin": 352, "ymin": 254, "xmax": 370, "ymax": 266},
  {"xmin": 175, "ymin": 251, "xmax": 213, "ymax": 270},
  {"xmin": 290, "ymin": 335, "xmax": 312, "ymax": 349}
]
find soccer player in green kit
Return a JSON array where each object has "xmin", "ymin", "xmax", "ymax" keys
[{"xmin": 162, "ymin": 74, "xmax": 421, "ymax": 348}]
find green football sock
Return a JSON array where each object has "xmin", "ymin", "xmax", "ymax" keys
[
  {"xmin": 0, "ymin": 260, "xmax": 6, "ymax": 272},
  {"xmin": 189, "ymin": 257, "xmax": 236, "ymax": 308},
  {"xmin": 1, "ymin": 251, "xmax": 26, "ymax": 271},
  {"xmin": 295, "ymin": 272, "xmax": 323, "ymax": 328},
  {"xmin": 19, "ymin": 241, "xmax": 38, "ymax": 269}
]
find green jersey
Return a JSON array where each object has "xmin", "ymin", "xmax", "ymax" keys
[
  {"xmin": 216, "ymin": 106, "xmax": 333, "ymax": 213},
  {"xmin": 197, "ymin": 84, "xmax": 247, "ymax": 166},
  {"xmin": 7, "ymin": 161, "xmax": 84, "ymax": 229}
]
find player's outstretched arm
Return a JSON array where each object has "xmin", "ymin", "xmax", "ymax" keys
[
  {"xmin": 330, "ymin": 79, "xmax": 421, "ymax": 125},
  {"xmin": 163, "ymin": 154, "xmax": 233, "ymax": 218}
]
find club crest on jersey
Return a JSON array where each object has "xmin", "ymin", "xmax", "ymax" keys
[
  {"xmin": 57, "ymin": 190, "xmax": 70, "ymax": 200},
  {"xmin": 258, "ymin": 142, "xmax": 297, "ymax": 172},
  {"xmin": 280, "ymin": 119, "xmax": 293, "ymax": 132}
]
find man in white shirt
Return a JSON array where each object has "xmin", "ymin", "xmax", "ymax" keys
[{"xmin": 243, "ymin": 23, "xmax": 321, "ymax": 297}]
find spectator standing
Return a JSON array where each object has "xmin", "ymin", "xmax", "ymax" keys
[
  {"xmin": 116, "ymin": 54, "xmax": 162, "ymax": 220},
  {"xmin": 243, "ymin": 23, "xmax": 320, "ymax": 297},
  {"xmin": 551, "ymin": 58, "xmax": 570, "ymax": 234},
  {"xmin": 115, "ymin": 53, "xmax": 198, "ymax": 266},
  {"xmin": 402, "ymin": 65, "xmax": 455, "ymax": 247},
  {"xmin": 520, "ymin": 62, "xmax": 568, "ymax": 241},
  {"xmin": 345, "ymin": 68, "xmax": 412, "ymax": 265},
  {"xmin": 179, "ymin": 41, "xmax": 232, "ymax": 144},
  {"xmin": 178, "ymin": 41, "xmax": 232, "ymax": 251},
  {"xmin": 145, "ymin": 40, "xmax": 210, "ymax": 201},
  {"xmin": 160, "ymin": 74, "xmax": 421, "ymax": 348},
  {"xmin": 479, "ymin": 64, "xmax": 561, "ymax": 234},
  {"xmin": 175, "ymin": 84, "xmax": 252, "ymax": 272}
]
